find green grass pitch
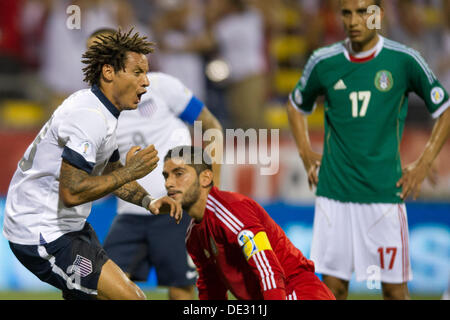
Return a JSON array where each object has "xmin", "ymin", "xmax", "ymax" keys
[{"xmin": 0, "ymin": 289, "xmax": 442, "ymax": 300}]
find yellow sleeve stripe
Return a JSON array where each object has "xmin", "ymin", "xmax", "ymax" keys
[{"xmin": 242, "ymin": 231, "xmax": 272, "ymax": 261}]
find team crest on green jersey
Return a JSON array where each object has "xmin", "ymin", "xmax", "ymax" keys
[{"xmin": 374, "ymin": 70, "xmax": 394, "ymax": 92}]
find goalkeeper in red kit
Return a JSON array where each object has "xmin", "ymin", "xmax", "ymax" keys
[{"xmin": 162, "ymin": 146, "xmax": 335, "ymax": 300}]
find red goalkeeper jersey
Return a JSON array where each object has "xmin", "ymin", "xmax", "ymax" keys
[{"xmin": 186, "ymin": 187, "xmax": 319, "ymax": 300}]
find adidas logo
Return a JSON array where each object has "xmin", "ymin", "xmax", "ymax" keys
[{"xmin": 334, "ymin": 79, "xmax": 347, "ymax": 90}]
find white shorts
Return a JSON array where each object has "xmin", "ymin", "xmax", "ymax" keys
[{"xmin": 310, "ymin": 196, "xmax": 413, "ymax": 284}]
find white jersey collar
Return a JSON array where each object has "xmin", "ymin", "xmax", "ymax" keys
[{"xmin": 343, "ymin": 35, "xmax": 384, "ymax": 62}]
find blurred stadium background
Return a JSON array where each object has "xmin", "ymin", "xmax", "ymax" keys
[{"xmin": 0, "ymin": 0, "xmax": 448, "ymax": 300}]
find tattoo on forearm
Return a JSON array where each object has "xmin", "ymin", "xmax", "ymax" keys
[
  {"xmin": 104, "ymin": 161, "xmax": 149, "ymax": 206},
  {"xmin": 60, "ymin": 161, "xmax": 90, "ymax": 195},
  {"xmin": 113, "ymin": 182, "xmax": 148, "ymax": 206},
  {"xmin": 59, "ymin": 160, "xmax": 137, "ymax": 205}
]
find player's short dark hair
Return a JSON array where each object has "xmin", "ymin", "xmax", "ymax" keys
[
  {"xmin": 82, "ymin": 28, "xmax": 154, "ymax": 86},
  {"xmin": 164, "ymin": 146, "xmax": 214, "ymax": 185},
  {"xmin": 374, "ymin": 0, "xmax": 382, "ymax": 7}
]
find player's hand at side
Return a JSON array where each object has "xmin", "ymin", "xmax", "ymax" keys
[
  {"xmin": 147, "ymin": 196, "xmax": 183, "ymax": 224},
  {"xmin": 396, "ymin": 160, "xmax": 432, "ymax": 200},
  {"xmin": 426, "ymin": 164, "xmax": 439, "ymax": 187},
  {"xmin": 125, "ymin": 145, "xmax": 159, "ymax": 180},
  {"xmin": 302, "ymin": 151, "xmax": 322, "ymax": 190}
]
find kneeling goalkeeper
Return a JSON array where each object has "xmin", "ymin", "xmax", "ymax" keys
[{"xmin": 163, "ymin": 146, "xmax": 335, "ymax": 300}]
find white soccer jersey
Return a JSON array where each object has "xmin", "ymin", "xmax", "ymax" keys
[
  {"xmin": 116, "ymin": 72, "xmax": 204, "ymax": 215},
  {"xmin": 3, "ymin": 85, "xmax": 120, "ymax": 245}
]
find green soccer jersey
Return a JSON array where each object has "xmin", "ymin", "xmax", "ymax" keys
[{"xmin": 290, "ymin": 36, "xmax": 450, "ymax": 203}]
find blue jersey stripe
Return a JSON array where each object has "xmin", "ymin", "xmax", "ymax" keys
[
  {"xmin": 108, "ymin": 149, "xmax": 120, "ymax": 163},
  {"xmin": 61, "ymin": 146, "xmax": 95, "ymax": 174},
  {"xmin": 91, "ymin": 84, "xmax": 120, "ymax": 119},
  {"xmin": 179, "ymin": 96, "xmax": 204, "ymax": 125}
]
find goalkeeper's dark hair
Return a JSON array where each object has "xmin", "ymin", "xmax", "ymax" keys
[
  {"xmin": 164, "ymin": 146, "xmax": 214, "ymax": 186},
  {"xmin": 82, "ymin": 28, "xmax": 154, "ymax": 86}
]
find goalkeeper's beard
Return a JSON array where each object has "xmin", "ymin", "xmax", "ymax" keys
[{"xmin": 181, "ymin": 177, "xmax": 201, "ymax": 212}]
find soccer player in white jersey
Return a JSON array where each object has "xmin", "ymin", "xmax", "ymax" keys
[
  {"xmin": 87, "ymin": 29, "xmax": 223, "ymax": 300},
  {"xmin": 2, "ymin": 29, "xmax": 182, "ymax": 300},
  {"xmin": 287, "ymin": 0, "xmax": 450, "ymax": 299}
]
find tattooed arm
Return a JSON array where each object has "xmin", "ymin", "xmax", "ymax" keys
[
  {"xmin": 103, "ymin": 160, "xmax": 150, "ymax": 206},
  {"xmin": 59, "ymin": 145, "xmax": 158, "ymax": 207}
]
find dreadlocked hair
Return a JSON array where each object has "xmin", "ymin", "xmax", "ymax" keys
[{"xmin": 82, "ymin": 28, "xmax": 154, "ymax": 86}]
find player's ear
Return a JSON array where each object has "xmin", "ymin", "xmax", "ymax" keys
[
  {"xmin": 380, "ymin": 6, "xmax": 385, "ymax": 20},
  {"xmin": 101, "ymin": 64, "xmax": 115, "ymax": 82},
  {"xmin": 199, "ymin": 170, "xmax": 213, "ymax": 188}
]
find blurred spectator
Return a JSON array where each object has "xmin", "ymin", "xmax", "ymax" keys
[
  {"xmin": 128, "ymin": 0, "xmax": 159, "ymax": 27},
  {"xmin": 40, "ymin": 0, "xmax": 112, "ymax": 99},
  {"xmin": 250, "ymin": 0, "xmax": 311, "ymax": 104},
  {"xmin": 390, "ymin": 0, "xmax": 441, "ymax": 67},
  {"xmin": 20, "ymin": 0, "xmax": 51, "ymax": 71},
  {"xmin": 39, "ymin": 0, "xmax": 149, "ymax": 112},
  {"xmin": 0, "ymin": 0, "xmax": 24, "ymax": 62},
  {"xmin": 389, "ymin": 0, "xmax": 444, "ymax": 126},
  {"xmin": 152, "ymin": 0, "xmax": 207, "ymax": 101},
  {"xmin": 0, "ymin": 0, "xmax": 448, "ymax": 131},
  {"xmin": 435, "ymin": 0, "xmax": 450, "ymax": 91},
  {"xmin": 0, "ymin": 0, "xmax": 48, "ymax": 129},
  {"xmin": 316, "ymin": 0, "xmax": 347, "ymax": 46},
  {"xmin": 0, "ymin": 0, "xmax": 26, "ymax": 83},
  {"xmin": 206, "ymin": 0, "xmax": 268, "ymax": 130}
]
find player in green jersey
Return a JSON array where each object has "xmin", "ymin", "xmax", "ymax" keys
[{"xmin": 287, "ymin": 0, "xmax": 450, "ymax": 300}]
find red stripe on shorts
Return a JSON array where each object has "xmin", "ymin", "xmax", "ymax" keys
[
  {"xmin": 397, "ymin": 205, "xmax": 405, "ymax": 282},
  {"xmin": 399, "ymin": 205, "xmax": 409, "ymax": 282},
  {"xmin": 398, "ymin": 205, "xmax": 408, "ymax": 282}
]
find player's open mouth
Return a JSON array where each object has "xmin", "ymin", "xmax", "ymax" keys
[
  {"xmin": 167, "ymin": 191, "xmax": 181, "ymax": 198},
  {"xmin": 136, "ymin": 91, "xmax": 146, "ymax": 103}
]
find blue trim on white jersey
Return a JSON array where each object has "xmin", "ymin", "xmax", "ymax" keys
[
  {"xmin": 61, "ymin": 146, "xmax": 95, "ymax": 174},
  {"xmin": 91, "ymin": 84, "xmax": 120, "ymax": 119},
  {"xmin": 179, "ymin": 96, "xmax": 204, "ymax": 125},
  {"xmin": 109, "ymin": 149, "xmax": 120, "ymax": 163}
]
